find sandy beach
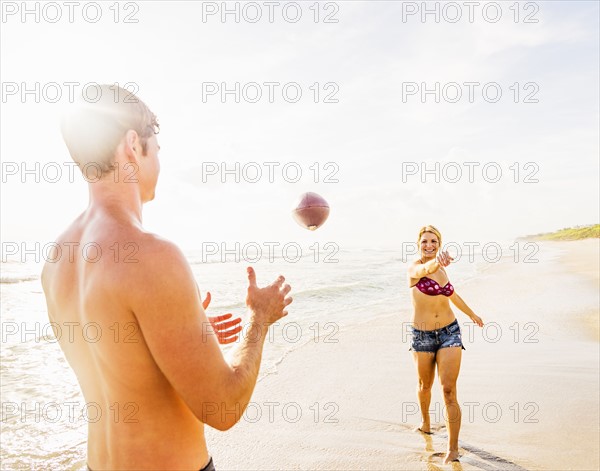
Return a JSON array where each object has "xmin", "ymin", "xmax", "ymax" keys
[{"xmin": 206, "ymin": 239, "xmax": 600, "ymax": 470}]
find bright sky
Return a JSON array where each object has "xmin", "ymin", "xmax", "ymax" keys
[{"xmin": 1, "ymin": 1, "xmax": 598, "ymax": 251}]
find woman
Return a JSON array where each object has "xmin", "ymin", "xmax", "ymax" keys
[{"xmin": 407, "ymin": 225, "xmax": 484, "ymax": 464}]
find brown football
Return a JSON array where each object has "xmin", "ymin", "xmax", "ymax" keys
[{"xmin": 292, "ymin": 192, "xmax": 330, "ymax": 231}]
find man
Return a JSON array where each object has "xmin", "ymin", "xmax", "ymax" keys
[{"xmin": 41, "ymin": 85, "xmax": 293, "ymax": 470}]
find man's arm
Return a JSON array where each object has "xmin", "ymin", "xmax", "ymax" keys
[
  {"xmin": 127, "ymin": 239, "xmax": 291, "ymax": 431},
  {"xmin": 227, "ymin": 266, "xmax": 291, "ymax": 409}
]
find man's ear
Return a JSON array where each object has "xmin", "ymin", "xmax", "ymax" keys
[{"xmin": 123, "ymin": 130, "xmax": 141, "ymax": 162}]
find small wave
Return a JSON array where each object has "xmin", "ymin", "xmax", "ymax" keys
[
  {"xmin": 186, "ymin": 250, "xmax": 319, "ymax": 265},
  {"xmin": 293, "ymin": 281, "xmax": 379, "ymax": 298},
  {"xmin": 1, "ymin": 275, "xmax": 39, "ymax": 284}
]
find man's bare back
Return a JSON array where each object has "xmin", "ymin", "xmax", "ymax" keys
[{"xmin": 43, "ymin": 86, "xmax": 292, "ymax": 470}]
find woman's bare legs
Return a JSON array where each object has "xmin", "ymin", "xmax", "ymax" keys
[
  {"xmin": 436, "ymin": 346, "xmax": 462, "ymax": 463},
  {"xmin": 412, "ymin": 351, "xmax": 436, "ymax": 433}
]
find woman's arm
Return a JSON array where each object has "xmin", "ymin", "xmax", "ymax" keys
[
  {"xmin": 407, "ymin": 250, "xmax": 453, "ymax": 280},
  {"xmin": 449, "ymin": 291, "xmax": 484, "ymax": 327},
  {"xmin": 407, "ymin": 258, "xmax": 440, "ymax": 280}
]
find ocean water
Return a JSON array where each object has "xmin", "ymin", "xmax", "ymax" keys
[{"xmin": 1, "ymin": 245, "xmax": 498, "ymax": 469}]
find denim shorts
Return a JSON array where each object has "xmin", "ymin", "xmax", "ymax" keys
[{"xmin": 409, "ymin": 319, "xmax": 466, "ymax": 353}]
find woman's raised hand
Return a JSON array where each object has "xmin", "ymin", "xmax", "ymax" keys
[{"xmin": 436, "ymin": 250, "xmax": 454, "ymax": 267}]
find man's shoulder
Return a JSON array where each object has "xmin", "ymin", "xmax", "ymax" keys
[
  {"xmin": 115, "ymin": 233, "xmax": 195, "ymax": 308},
  {"xmin": 128, "ymin": 232, "xmax": 189, "ymax": 274},
  {"xmin": 115, "ymin": 234, "xmax": 203, "ymax": 327}
]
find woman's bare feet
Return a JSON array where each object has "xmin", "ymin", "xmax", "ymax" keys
[
  {"xmin": 443, "ymin": 449, "xmax": 460, "ymax": 463},
  {"xmin": 415, "ymin": 421, "xmax": 432, "ymax": 434}
]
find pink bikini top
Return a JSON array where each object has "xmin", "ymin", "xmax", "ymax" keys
[{"xmin": 414, "ymin": 277, "xmax": 454, "ymax": 297}]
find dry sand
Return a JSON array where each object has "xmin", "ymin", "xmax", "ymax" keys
[{"xmin": 206, "ymin": 239, "xmax": 599, "ymax": 470}]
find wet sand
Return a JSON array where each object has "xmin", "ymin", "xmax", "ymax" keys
[{"xmin": 206, "ymin": 239, "xmax": 599, "ymax": 470}]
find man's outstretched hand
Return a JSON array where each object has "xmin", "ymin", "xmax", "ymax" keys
[
  {"xmin": 202, "ymin": 291, "xmax": 243, "ymax": 345},
  {"xmin": 246, "ymin": 267, "xmax": 293, "ymax": 326}
]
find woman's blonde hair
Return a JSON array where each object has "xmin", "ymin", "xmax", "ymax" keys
[{"xmin": 417, "ymin": 225, "xmax": 442, "ymax": 247}]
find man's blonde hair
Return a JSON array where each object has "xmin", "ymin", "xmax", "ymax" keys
[{"xmin": 61, "ymin": 84, "xmax": 159, "ymax": 174}]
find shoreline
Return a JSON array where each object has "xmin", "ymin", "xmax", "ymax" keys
[
  {"xmin": 555, "ymin": 239, "xmax": 599, "ymax": 342},
  {"xmin": 206, "ymin": 239, "xmax": 599, "ymax": 470}
]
